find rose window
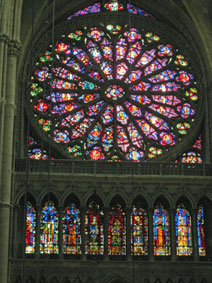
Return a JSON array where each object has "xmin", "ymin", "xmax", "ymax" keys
[{"xmin": 29, "ymin": 14, "xmax": 201, "ymax": 161}]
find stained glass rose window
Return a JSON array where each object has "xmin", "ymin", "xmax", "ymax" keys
[{"xmin": 28, "ymin": 3, "xmax": 201, "ymax": 161}]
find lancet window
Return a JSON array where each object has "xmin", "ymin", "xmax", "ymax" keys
[
  {"xmin": 108, "ymin": 200, "xmax": 126, "ymax": 255},
  {"xmin": 25, "ymin": 202, "xmax": 36, "ymax": 254},
  {"xmin": 40, "ymin": 201, "xmax": 59, "ymax": 254},
  {"xmin": 63, "ymin": 202, "xmax": 81, "ymax": 254},
  {"xmin": 85, "ymin": 200, "xmax": 104, "ymax": 255},
  {"xmin": 197, "ymin": 204, "xmax": 206, "ymax": 256},
  {"xmin": 131, "ymin": 200, "xmax": 148, "ymax": 255},
  {"xmin": 153, "ymin": 203, "xmax": 171, "ymax": 256},
  {"xmin": 175, "ymin": 203, "xmax": 192, "ymax": 256}
]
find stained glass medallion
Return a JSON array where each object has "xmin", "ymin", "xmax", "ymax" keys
[{"xmin": 28, "ymin": 3, "xmax": 201, "ymax": 161}]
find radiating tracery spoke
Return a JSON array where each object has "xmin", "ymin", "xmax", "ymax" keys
[{"xmin": 30, "ymin": 23, "xmax": 199, "ymax": 161}]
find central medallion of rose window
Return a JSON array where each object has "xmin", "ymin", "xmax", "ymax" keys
[{"xmin": 105, "ymin": 85, "xmax": 125, "ymax": 100}]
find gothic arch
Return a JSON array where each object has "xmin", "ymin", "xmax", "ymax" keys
[
  {"xmin": 107, "ymin": 193, "xmax": 128, "ymax": 208},
  {"xmin": 175, "ymin": 193, "xmax": 195, "ymax": 209},
  {"xmin": 15, "ymin": 191, "xmax": 37, "ymax": 206},
  {"xmin": 63, "ymin": 193, "xmax": 81, "ymax": 208},
  {"xmin": 176, "ymin": 195, "xmax": 193, "ymax": 210},
  {"xmin": 85, "ymin": 193, "xmax": 104, "ymax": 209},
  {"xmin": 18, "ymin": 192, "xmax": 36, "ymax": 207},
  {"xmin": 197, "ymin": 196, "xmax": 212, "ymax": 208},
  {"xmin": 152, "ymin": 191, "xmax": 174, "ymax": 209},
  {"xmin": 40, "ymin": 192, "xmax": 59, "ymax": 207},
  {"xmin": 132, "ymin": 195, "xmax": 148, "ymax": 209},
  {"xmin": 62, "ymin": 187, "xmax": 82, "ymax": 206},
  {"xmin": 154, "ymin": 195, "xmax": 171, "ymax": 210},
  {"xmin": 132, "ymin": 188, "xmax": 151, "ymax": 208}
]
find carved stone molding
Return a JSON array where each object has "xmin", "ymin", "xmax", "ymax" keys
[
  {"xmin": 8, "ymin": 40, "xmax": 21, "ymax": 57},
  {"xmin": 0, "ymin": 33, "xmax": 9, "ymax": 43},
  {"xmin": 0, "ymin": 201, "xmax": 13, "ymax": 209}
]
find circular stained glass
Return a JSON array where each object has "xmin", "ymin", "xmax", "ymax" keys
[{"xmin": 29, "ymin": 18, "xmax": 201, "ymax": 161}]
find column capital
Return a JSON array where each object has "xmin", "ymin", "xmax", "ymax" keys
[
  {"xmin": 8, "ymin": 40, "xmax": 21, "ymax": 57},
  {"xmin": 0, "ymin": 201, "xmax": 13, "ymax": 209},
  {"xmin": 0, "ymin": 33, "xmax": 10, "ymax": 44},
  {"xmin": 0, "ymin": 98, "xmax": 6, "ymax": 104}
]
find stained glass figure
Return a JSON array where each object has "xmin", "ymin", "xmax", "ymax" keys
[
  {"xmin": 197, "ymin": 205, "xmax": 206, "ymax": 256},
  {"xmin": 29, "ymin": 5, "xmax": 200, "ymax": 161},
  {"xmin": 25, "ymin": 202, "xmax": 36, "ymax": 254},
  {"xmin": 153, "ymin": 204, "xmax": 171, "ymax": 256},
  {"xmin": 85, "ymin": 201, "xmax": 104, "ymax": 255},
  {"xmin": 108, "ymin": 202, "xmax": 126, "ymax": 255},
  {"xmin": 176, "ymin": 204, "xmax": 192, "ymax": 256},
  {"xmin": 63, "ymin": 203, "xmax": 81, "ymax": 254},
  {"xmin": 131, "ymin": 205, "xmax": 148, "ymax": 255},
  {"xmin": 40, "ymin": 201, "xmax": 59, "ymax": 254}
]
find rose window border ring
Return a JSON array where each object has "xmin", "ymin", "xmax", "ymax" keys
[{"xmin": 26, "ymin": 12, "xmax": 204, "ymax": 161}]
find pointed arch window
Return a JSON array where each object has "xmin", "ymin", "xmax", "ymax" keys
[
  {"xmin": 197, "ymin": 205, "xmax": 206, "ymax": 256},
  {"xmin": 25, "ymin": 202, "xmax": 36, "ymax": 254},
  {"xmin": 85, "ymin": 200, "xmax": 104, "ymax": 255},
  {"xmin": 40, "ymin": 201, "xmax": 59, "ymax": 254},
  {"xmin": 108, "ymin": 200, "xmax": 126, "ymax": 255},
  {"xmin": 131, "ymin": 202, "xmax": 148, "ymax": 255},
  {"xmin": 176, "ymin": 203, "xmax": 192, "ymax": 256},
  {"xmin": 62, "ymin": 202, "xmax": 81, "ymax": 254},
  {"xmin": 153, "ymin": 204, "xmax": 171, "ymax": 256}
]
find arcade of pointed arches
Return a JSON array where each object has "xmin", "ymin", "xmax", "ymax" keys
[{"xmin": 21, "ymin": 193, "xmax": 207, "ymax": 258}]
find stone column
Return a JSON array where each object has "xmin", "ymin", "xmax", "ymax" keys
[
  {"xmin": 0, "ymin": 34, "xmax": 9, "ymax": 181},
  {"xmin": 170, "ymin": 208, "xmax": 176, "ymax": 261},
  {"xmin": 148, "ymin": 208, "xmax": 154, "ymax": 261},
  {"xmin": 0, "ymin": 39, "xmax": 21, "ymax": 283}
]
